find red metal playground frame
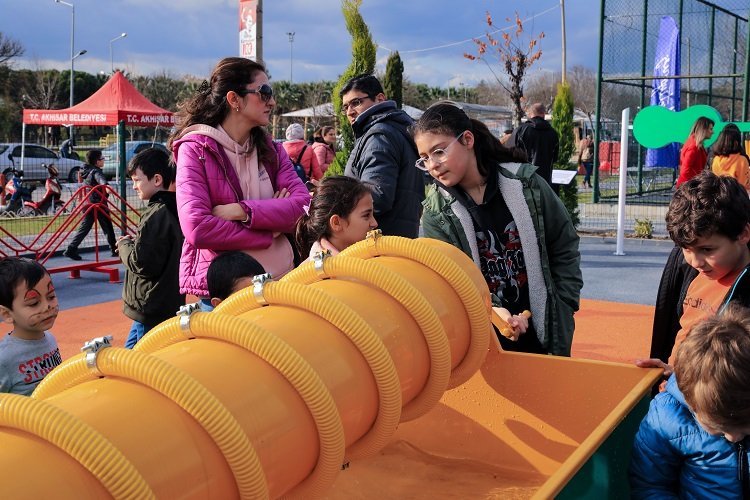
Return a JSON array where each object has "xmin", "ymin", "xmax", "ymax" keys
[{"xmin": 0, "ymin": 185, "xmax": 140, "ymax": 283}]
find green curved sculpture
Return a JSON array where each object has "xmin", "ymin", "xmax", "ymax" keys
[{"xmin": 633, "ymin": 105, "xmax": 750, "ymax": 149}]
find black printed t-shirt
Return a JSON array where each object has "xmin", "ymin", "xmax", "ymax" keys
[{"xmin": 460, "ymin": 173, "xmax": 543, "ymax": 353}]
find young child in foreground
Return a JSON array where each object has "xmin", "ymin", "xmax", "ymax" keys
[
  {"xmin": 0, "ymin": 257, "xmax": 62, "ymax": 395},
  {"xmin": 117, "ymin": 148, "xmax": 184, "ymax": 349},
  {"xmin": 294, "ymin": 175, "xmax": 378, "ymax": 260},
  {"xmin": 206, "ymin": 251, "xmax": 266, "ymax": 307},
  {"xmin": 637, "ymin": 172, "xmax": 750, "ymax": 380},
  {"xmin": 629, "ymin": 304, "xmax": 750, "ymax": 498}
]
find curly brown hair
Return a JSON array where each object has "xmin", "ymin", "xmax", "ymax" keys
[{"xmin": 666, "ymin": 171, "xmax": 750, "ymax": 247}]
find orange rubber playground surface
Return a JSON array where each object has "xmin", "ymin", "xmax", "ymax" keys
[{"xmin": 54, "ymin": 297, "xmax": 655, "ymax": 365}]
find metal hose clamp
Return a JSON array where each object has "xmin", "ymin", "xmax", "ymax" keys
[
  {"xmin": 252, "ymin": 273, "xmax": 273, "ymax": 305},
  {"xmin": 80, "ymin": 335, "xmax": 113, "ymax": 374},
  {"xmin": 177, "ymin": 302, "xmax": 202, "ymax": 332},
  {"xmin": 312, "ymin": 249, "xmax": 332, "ymax": 277}
]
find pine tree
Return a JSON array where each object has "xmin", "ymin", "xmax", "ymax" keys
[
  {"xmin": 551, "ymin": 82, "xmax": 579, "ymax": 227},
  {"xmin": 383, "ymin": 51, "xmax": 404, "ymax": 109},
  {"xmin": 327, "ymin": 0, "xmax": 376, "ymax": 176}
]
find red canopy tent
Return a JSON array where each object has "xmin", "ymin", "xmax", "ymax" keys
[
  {"xmin": 20, "ymin": 71, "xmax": 175, "ymax": 219},
  {"xmin": 22, "ymin": 71, "xmax": 174, "ymax": 127}
]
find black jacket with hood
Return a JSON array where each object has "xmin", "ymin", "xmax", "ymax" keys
[
  {"xmin": 344, "ymin": 100, "xmax": 423, "ymax": 238},
  {"xmin": 510, "ymin": 116, "xmax": 560, "ymax": 186},
  {"xmin": 118, "ymin": 190, "xmax": 185, "ymax": 326}
]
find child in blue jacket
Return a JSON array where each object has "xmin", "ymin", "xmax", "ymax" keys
[{"xmin": 629, "ymin": 304, "xmax": 750, "ymax": 498}]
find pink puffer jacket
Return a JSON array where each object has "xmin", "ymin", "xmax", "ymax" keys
[
  {"xmin": 173, "ymin": 133, "xmax": 308, "ymax": 296},
  {"xmin": 311, "ymin": 141, "xmax": 335, "ymax": 174}
]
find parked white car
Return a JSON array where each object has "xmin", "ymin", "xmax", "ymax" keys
[{"xmin": 0, "ymin": 143, "xmax": 85, "ymax": 183}]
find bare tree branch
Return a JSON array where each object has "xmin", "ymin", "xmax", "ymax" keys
[{"xmin": 0, "ymin": 33, "xmax": 24, "ymax": 66}]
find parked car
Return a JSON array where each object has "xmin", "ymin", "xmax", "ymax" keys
[
  {"xmin": 0, "ymin": 143, "xmax": 86, "ymax": 183},
  {"xmin": 102, "ymin": 141, "xmax": 169, "ymax": 179}
]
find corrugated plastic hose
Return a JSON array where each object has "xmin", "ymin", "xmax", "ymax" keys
[
  {"xmin": 0, "ymin": 393, "xmax": 155, "ymax": 499},
  {"xmin": 33, "ymin": 345, "xmax": 269, "ymax": 500},
  {"xmin": 134, "ymin": 310, "xmax": 346, "ymax": 500},
  {"xmin": 341, "ymin": 234, "xmax": 492, "ymax": 388},
  {"xmin": 281, "ymin": 255, "xmax": 451, "ymax": 422},
  {"xmin": 1, "ymin": 235, "xmax": 493, "ymax": 499},
  {"xmin": 132, "ymin": 315, "xmax": 191, "ymax": 353},
  {"xmin": 215, "ymin": 279, "xmax": 401, "ymax": 459}
]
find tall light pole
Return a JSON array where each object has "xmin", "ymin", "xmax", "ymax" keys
[
  {"xmin": 560, "ymin": 0, "xmax": 567, "ymax": 84},
  {"xmin": 55, "ymin": 0, "xmax": 78, "ymax": 143},
  {"xmin": 110, "ymin": 32, "xmax": 127, "ymax": 74},
  {"xmin": 286, "ymin": 31, "xmax": 295, "ymax": 84}
]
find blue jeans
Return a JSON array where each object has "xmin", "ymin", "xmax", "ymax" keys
[
  {"xmin": 199, "ymin": 298, "xmax": 214, "ymax": 312},
  {"xmin": 582, "ymin": 161, "xmax": 594, "ymax": 185},
  {"xmin": 125, "ymin": 321, "xmax": 152, "ymax": 349}
]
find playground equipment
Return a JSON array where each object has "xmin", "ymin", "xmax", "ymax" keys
[{"xmin": 0, "ymin": 234, "xmax": 659, "ymax": 499}]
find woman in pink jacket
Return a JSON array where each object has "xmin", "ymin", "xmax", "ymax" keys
[
  {"xmin": 168, "ymin": 57, "xmax": 308, "ymax": 307},
  {"xmin": 311, "ymin": 125, "xmax": 337, "ymax": 174}
]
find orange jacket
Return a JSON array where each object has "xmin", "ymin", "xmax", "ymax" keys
[{"xmin": 712, "ymin": 153, "xmax": 750, "ymax": 191}]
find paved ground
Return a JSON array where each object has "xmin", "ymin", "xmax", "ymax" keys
[{"xmin": 579, "ymin": 235, "xmax": 673, "ymax": 305}]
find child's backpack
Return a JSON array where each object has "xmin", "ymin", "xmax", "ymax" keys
[{"xmin": 292, "ymin": 144, "xmax": 311, "ymax": 183}]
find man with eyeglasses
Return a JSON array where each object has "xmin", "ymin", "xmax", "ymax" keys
[{"xmin": 340, "ymin": 74, "xmax": 423, "ymax": 238}]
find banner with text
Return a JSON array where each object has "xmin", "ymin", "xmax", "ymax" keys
[{"xmin": 645, "ymin": 16, "xmax": 681, "ymax": 169}]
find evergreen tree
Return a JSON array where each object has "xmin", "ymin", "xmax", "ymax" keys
[
  {"xmin": 327, "ymin": 0, "xmax": 376, "ymax": 176},
  {"xmin": 551, "ymin": 82, "xmax": 579, "ymax": 227},
  {"xmin": 383, "ymin": 51, "xmax": 404, "ymax": 109}
]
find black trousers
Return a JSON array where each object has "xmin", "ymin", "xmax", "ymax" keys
[{"xmin": 67, "ymin": 206, "xmax": 117, "ymax": 251}]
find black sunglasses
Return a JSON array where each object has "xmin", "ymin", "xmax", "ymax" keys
[{"xmin": 236, "ymin": 84, "xmax": 274, "ymax": 102}]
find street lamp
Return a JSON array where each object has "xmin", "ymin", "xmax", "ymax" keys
[
  {"xmin": 286, "ymin": 31, "xmax": 295, "ymax": 84},
  {"xmin": 110, "ymin": 32, "xmax": 127, "ymax": 74},
  {"xmin": 55, "ymin": 0, "xmax": 75, "ymax": 108}
]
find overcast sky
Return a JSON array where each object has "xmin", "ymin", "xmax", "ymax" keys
[{"xmin": 6, "ymin": 0, "xmax": 748, "ymax": 87}]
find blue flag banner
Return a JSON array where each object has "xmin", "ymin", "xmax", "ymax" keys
[{"xmin": 645, "ymin": 16, "xmax": 681, "ymax": 168}]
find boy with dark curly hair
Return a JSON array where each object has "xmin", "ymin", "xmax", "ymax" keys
[{"xmin": 639, "ymin": 171, "xmax": 750, "ymax": 378}]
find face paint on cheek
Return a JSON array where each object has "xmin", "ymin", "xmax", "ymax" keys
[{"xmin": 28, "ymin": 307, "xmax": 59, "ymax": 328}]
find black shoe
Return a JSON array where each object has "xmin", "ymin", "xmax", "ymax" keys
[
  {"xmin": 111, "ymin": 249, "xmax": 119, "ymax": 257},
  {"xmin": 63, "ymin": 248, "xmax": 82, "ymax": 261}
]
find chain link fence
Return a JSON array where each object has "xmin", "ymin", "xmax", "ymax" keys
[{"xmin": 582, "ymin": 0, "xmax": 748, "ymax": 236}]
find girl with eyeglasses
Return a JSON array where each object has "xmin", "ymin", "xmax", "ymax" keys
[
  {"xmin": 168, "ymin": 57, "xmax": 309, "ymax": 309},
  {"xmin": 412, "ymin": 101, "xmax": 582, "ymax": 356}
]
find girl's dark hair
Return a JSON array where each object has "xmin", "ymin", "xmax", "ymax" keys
[
  {"xmin": 168, "ymin": 57, "xmax": 273, "ymax": 165},
  {"xmin": 295, "ymin": 176, "xmax": 372, "ymax": 257},
  {"xmin": 0, "ymin": 257, "xmax": 48, "ymax": 310},
  {"xmin": 712, "ymin": 123, "xmax": 745, "ymax": 157},
  {"xmin": 410, "ymin": 101, "xmax": 525, "ymax": 178}
]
